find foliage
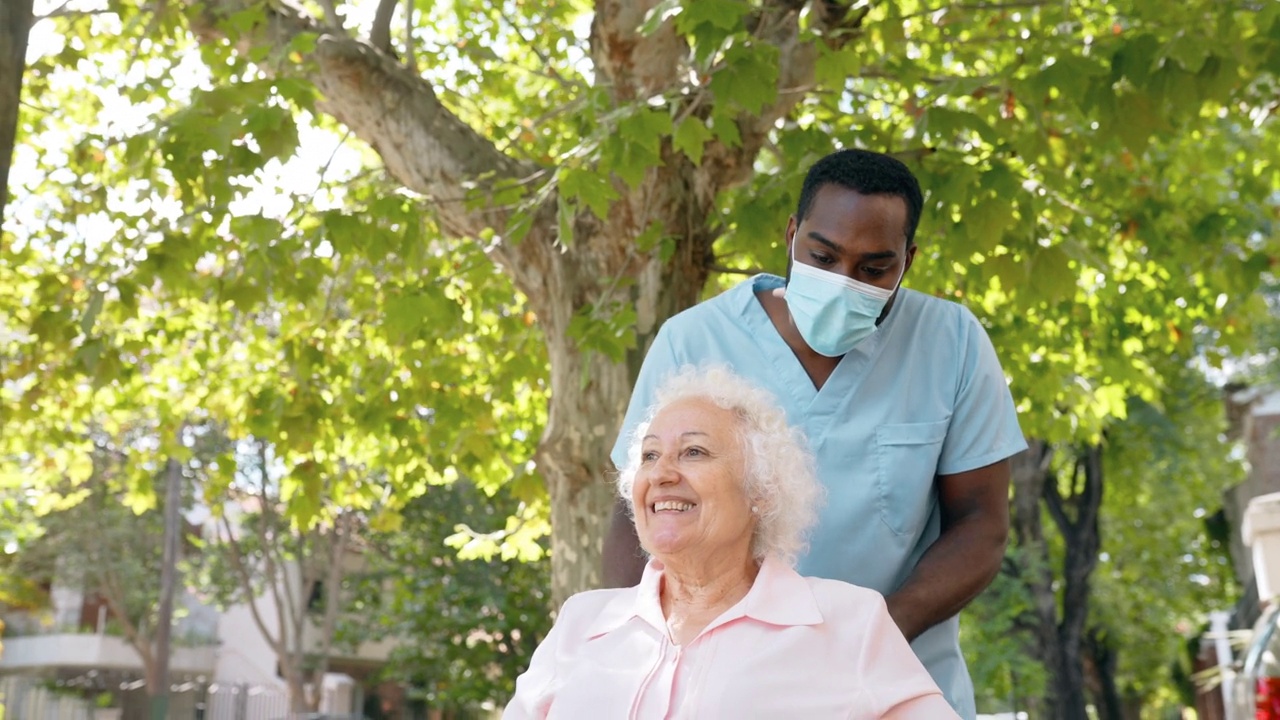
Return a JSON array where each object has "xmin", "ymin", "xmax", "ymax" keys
[
  {"xmin": 186, "ymin": 435, "xmax": 373, "ymax": 712},
  {"xmin": 965, "ymin": 362, "xmax": 1246, "ymax": 714},
  {"xmin": 1235, "ymin": 278, "xmax": 1280, "ymax": 385},
  {"xmin": 353, "ymin": 479, "xmax": 551, "ymax": 712},
  {"xmin": 0, "ymin": 432, "xmax": 187, "ymax": 677},
  {"xmin": 962, "ymin": 548, "xmax": 1049, "ymax": 714},
  {"xmin": 1087, "ymin": 369, "xmax": 1243, "ymax": 706},
  {"xmin": 4, "ymin": 0, "xmax": 1276, "ymax": 551}
]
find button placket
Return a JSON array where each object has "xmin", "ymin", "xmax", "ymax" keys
[{"xmin": 629, "ymin": 633, "xmax": 669, "ymax": 720}]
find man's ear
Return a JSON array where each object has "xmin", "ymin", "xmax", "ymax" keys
[
  {"xmin": 785, "ymin": 216, "xmax": 798, "ymax": 252},
  {"xmin": 903, "ymin": 242, "xmax": 917, "ymax": 275}
]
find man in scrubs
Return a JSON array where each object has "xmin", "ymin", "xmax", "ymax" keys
[{"xmin": 602, "ymin": 148, "xmax": 1027, "ymax": 719}]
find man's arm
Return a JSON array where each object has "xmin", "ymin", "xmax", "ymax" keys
[
  {"xmin": 602, "ymin": 496, "xmax": 647, "ymax": 587},
  {"xmin": 884, "ymin": 459, "xmax": 1010, "ymax": 642}
]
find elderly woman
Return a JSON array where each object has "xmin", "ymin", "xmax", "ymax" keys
[{"xmin": 505, "ymin": 365, "xmax": 958, "ymax": 719}]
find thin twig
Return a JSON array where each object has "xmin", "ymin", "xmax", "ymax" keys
[
  {"xmin": 220, "ymin": 513, "xmax": 287, "ymax": 655},
  {"xmin": 35, "ymin": 5, "xmax": 118, "ymax": 19},
  {"xmin": 492, "ymin": 4, "xmax": 575, "ymax": 90},
  {"xmin": 711, "ymin": 264, "xmax": 766, "ymax": 276},
  {"xmin": 899, "ymin": 0, "xmax": 1058, "ymax": 21}
]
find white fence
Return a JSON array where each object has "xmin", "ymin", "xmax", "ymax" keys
[
  {"xmin": 0, "ymin": 675, "xmax": 96, "ymax": 720},
  {"xmin": 0, "ymin": 676, "xmax": 364, "ymax": 720}
]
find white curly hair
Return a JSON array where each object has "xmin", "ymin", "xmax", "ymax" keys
[{"xmin": 616, "ymin": 364, "xmax": 825, "ymax": 567}]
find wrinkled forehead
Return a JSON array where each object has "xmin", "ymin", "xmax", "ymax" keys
[{"xmin": 645, "ymin": 396, "xmax": 743, "ymax": 442}]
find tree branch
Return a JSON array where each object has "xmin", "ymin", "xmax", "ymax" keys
[
  {"xmin": 1080, "ymin": 444, "xmax": 1104, "ymax": 531},
  {"xmin": 316, "ymin": 0, "xmax": 342, "ymax": 30},
  {"xmin": 309, "ymin": 513, "xmax": 351, "ymax": 710},
  {"xmin": 252, "ymin": 443, "xmax": 296, "ymax": 660},
  {"xmin": 219, "ymin": 513, "xmax": 286, "ymax": 655},
  {"xmin": 368, "ymin": 0, "xmax": 397, "ymax": 55},
  {"xmin": 34, "ymin": 5, "xmax": 118, "ymax": 20},
  {"xmin": 710, "ymin": 264, "xmax": 766, "ymax": 276},
  {"xmin": 1069, "ymin": 455, "xmax": 1084, "ymax": 506},
  {"xmin": 589, "ymin": 0, "xmax": 686, "ymax": 103},
  {"xmin": 899, "ymin": 0, "xmax": 1060, "ymax": 21},
  {"xmin": 186, "ymin": 0, "xmax": 547, "ymax": 281},
  {"xmin": 493, "ymin": 4, "xmax": 567, "ymax": 89},
  {"xmin": 0, "ymin": 0, "xmax": 34, "ymax": 224},
  {"xmin": 1042, "ymin": 468, "xmax": 1073, "ymax": 538}
]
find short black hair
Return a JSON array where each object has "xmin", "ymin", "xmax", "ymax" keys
[{"xmin": 795, "ymin": 149, "xmax": 924, "ymax": 246}]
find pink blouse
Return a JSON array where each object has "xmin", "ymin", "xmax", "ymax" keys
[{"xmin": 504, "ymin": 557, "xmax": 959, "ymax": 719}]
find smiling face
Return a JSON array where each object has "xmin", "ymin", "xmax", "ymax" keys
[{"xmin": 632, "ymin": 397, "xmax": 756, "ymax": 567}]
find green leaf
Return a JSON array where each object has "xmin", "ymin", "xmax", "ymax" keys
[
  {"xmin": 678, "ymin": 0, "xmax": 751, "ymax": 32},
  {"xmin": 558, "ymin": 166, "xmax": 619, "ymax": 220},
  {"xmin": 708, "ymin": 110, "xmax": 741, "ymax": 147},
  {"xmin": 708, "ymin": 43, "xmax": 779, "ymax": 114},
  {"xmin": 634, "ymin": 221, "xmax": 666, "ymax": 253},
  {"xmin": 80, "ymin": 291, "xmax": 104, "ymax": 335},
  {"xmin": 1026, "ymin": 246, "xmax": 1077, "ymax": 305},
  {"xmin": 639, "ymin": 0, "xmax": 683, "ymax": 36},
  {"xmin": 672, "ymin": 117, "xmax": 712, "ymax": 166},
  {"xmin": 557, "ymin": 196, "xmax": 576, "ymax": 248},
  {"xmin": 814, "ymin": 45, "xmax": 863, "ymax": 88},
  {"xmin": 964, "ymin": 200, "xmax": 1016, "ymax": 252}
]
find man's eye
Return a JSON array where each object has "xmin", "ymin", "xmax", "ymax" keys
[
  {"xmin": 810, "ymin": 253, "xmax": 835, "ymax": 265},
  {"xmin": 863, "ymin": 266, "xmax": 887, "ymax": 277}
]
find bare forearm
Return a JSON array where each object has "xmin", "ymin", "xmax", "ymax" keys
[
  {"xmin": 602, "ymin": 498, "xmax": 646, "ymax": 587},
  {"xmin": 885, "ymin": 516, "xmax": 1006, "ymax": 641}
]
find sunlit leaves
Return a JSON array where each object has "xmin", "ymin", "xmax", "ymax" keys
[{"xmin": 356, "ymin": 481, "xmax": 551, "ymax": 711}]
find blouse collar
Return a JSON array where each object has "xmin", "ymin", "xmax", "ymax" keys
[{"xmin": 585, "ymin": 555, "xmax": 824, "ymax": 642}]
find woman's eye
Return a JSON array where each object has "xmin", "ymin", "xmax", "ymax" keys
[
  {"xmin": 640, "ymin": 451, "xmax": 658, "ymax": 463},
  {"xmin": 684, "ymin": 447, "xmax": 705, "ymax": 457}
]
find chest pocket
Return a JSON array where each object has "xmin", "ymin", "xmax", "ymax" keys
[{"xmin": 874, "ymin": 420, "xmax": 949, "ymax": 537}]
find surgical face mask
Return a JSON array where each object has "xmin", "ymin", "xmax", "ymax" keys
[{"xmin": 784, "ymin": 242, "xmax": 904, "ymax": 357}]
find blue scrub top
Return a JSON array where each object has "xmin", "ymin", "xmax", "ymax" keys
[{"xmin": 611, "ymin": 275, "xmax": 1028, "ymax": 719}]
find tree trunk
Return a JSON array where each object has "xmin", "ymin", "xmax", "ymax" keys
[
  {"xmin": 306, "ymin": 519, "xmax": 349, "ymax": 712},
  {"xmin": 1009, "ymin": 441, "xmax": 1108, "ymax": 720},
  {"xmin": 1120, "ymin": 694, "xmax": 1143, "ymax": 720},
  {"xmin": 1010, "ymin": 442, "xmax": 1067, "ymax": 717},
  {"xmin": 287, "ymin": 669, "xmax": 310, "ymax": 714},
  {"xmin": 0, "ymin": 0, "xmax": 35, "ymax": 224},
  {"xmin": 533, "ymin": 213, "xmax": 712, "ymax": 602},
  {"xmin": 150, "ymin": 455, "xmax": 184, "ymax": 720},
  {"xmin": 1086, "ymin": 628, "xmax": 1124, "ymax": 720}
]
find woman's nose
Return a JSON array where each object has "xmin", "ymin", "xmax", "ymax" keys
[{"xmin": 652, "ymin": 454, "xmax": 680, "ymax": 484}]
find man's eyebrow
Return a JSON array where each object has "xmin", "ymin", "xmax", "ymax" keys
[
  {"xmin": 806, "ymin": 231, "xmax": 842, "ymax": 253},
  {"xmin": 806, "ymin": 231, "xmax": 898, "ymax": 262}
]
